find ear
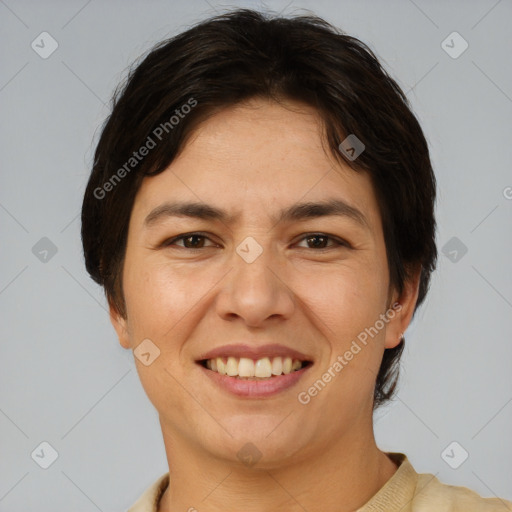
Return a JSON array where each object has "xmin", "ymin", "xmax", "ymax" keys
[
  {"xmin": 108, "ymin": 296, "xmax": 131, "ymax": 349},
  {"xmin": 384, "ymin": 265, "xmax": 421, "ymax": 349}
]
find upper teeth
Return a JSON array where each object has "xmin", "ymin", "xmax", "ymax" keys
[{"xmin": 205, "ymin": 356, "xmax": 303, "ymax": 378}]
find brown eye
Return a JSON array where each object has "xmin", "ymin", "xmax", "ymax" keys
[
  {"xmin": 180, "ymin": 235, "xmax": 206, "ymax": 248},
  {"xmin": 164, "ymin": 232, "xmax": 217, "ymax": 249},
  {"xmin": 296, "ymin": 233, "xmax": 348, "ymax": 249}
]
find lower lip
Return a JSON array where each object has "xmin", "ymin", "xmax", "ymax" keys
[{"xmin": 198, "ymin": 363, "xmax": 312, "ymax": 398}]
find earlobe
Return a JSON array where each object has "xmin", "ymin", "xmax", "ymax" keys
[
  {"xmin": 108, "ymin": 298, "xmax": 131, "ymax": 349},
  {"xmin": 384, "ymin": 266, "xmax": 421, "ymax": 349}
]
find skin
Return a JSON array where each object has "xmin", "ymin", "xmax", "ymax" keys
[{"xmin": 110, "ymin": 97, "xmax": 421, "ymax": 511}]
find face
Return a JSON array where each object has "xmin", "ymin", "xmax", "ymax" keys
[{"xmin": 110, "ymin": 97, "xmax": 418, "ymax": 467}]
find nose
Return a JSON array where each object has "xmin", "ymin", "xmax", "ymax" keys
[{"xmin": 214, "ymin": 238, "xmax": 296, "ymax": 328}]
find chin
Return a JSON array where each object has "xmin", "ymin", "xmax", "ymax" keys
[{"xmin": 204, "ymin": 417, "xmax": 312, "ymax": 467}]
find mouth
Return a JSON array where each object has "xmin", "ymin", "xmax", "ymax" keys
[
  {"xmin": 195, "ymin": 346, "xmax": 314, "ymax": 398},
  {"xmin": 198, "ymin": 356, "xmax": 313, "ymax": 379}
]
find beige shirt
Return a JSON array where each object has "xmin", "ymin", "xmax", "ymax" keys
[{"xmin": 127, "ymin": 453, "xmax": 512, "ymax": 511}]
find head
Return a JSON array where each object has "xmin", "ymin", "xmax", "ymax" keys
[{"xmin": 81, "ymin": 9, "xmax": 436, "ymax": 463}]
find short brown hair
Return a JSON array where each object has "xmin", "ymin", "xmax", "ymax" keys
[{"xmin": 81, "ymin": 8, "xmax": 437, "ymax": 408}]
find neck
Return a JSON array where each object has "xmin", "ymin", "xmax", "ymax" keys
[{"xmin": 157, "ymin": 421, "xmax": 397, "ymax": 512}]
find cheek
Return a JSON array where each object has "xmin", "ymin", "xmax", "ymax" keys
[
  {"xmin": 303, "ymin": 260, "xmax": 389, "ymax": 379},
  {"xmin": 123, "ymin": 256, "xmax": 188, "ymax": 335},
  {"xmin": 121, "ymin": 258, "xmax": 192, "ymax": 412},
  {"xmin": 303, "ymin": 259, "xmax": 386, "ymax": 328}
]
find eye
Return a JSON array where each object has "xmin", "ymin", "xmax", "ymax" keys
[
  {"xmin": 295, "ymin": 233, "xmax": 349, "ymax": 250},
  {"xmin": 163, "ymin": 232, "xmax": 218, "ymax": 249},
  {"xmin": 161, "ymin": 232, "xmax": 350, "ymax": 251}
]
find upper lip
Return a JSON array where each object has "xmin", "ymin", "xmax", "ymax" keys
[{"xmin": 196, "ymin": 344, "xmax": 313, "ymax": 362}]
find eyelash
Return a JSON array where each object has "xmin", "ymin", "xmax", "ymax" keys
[{"xmin": 162, "ymin": 232, "xmax": 350, "ymax": 251}]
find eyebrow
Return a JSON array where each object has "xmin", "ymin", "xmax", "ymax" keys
[{"xmin": 143, "ymin": 198, "xmax": 370, "ymax": 230}]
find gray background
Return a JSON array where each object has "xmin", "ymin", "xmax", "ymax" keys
[{"xmin": 1, "ymin": 0, "xmax": 511, "ymax": 510}]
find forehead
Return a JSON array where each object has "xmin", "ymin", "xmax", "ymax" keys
[{"xmin": 132, "ymin": 98, "xmax": 381, "ymax": 232}]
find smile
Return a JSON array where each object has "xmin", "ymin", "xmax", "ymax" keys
[{"xmin": 200, "ymin": 356, "xmax": 310, "ymax": 379}]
